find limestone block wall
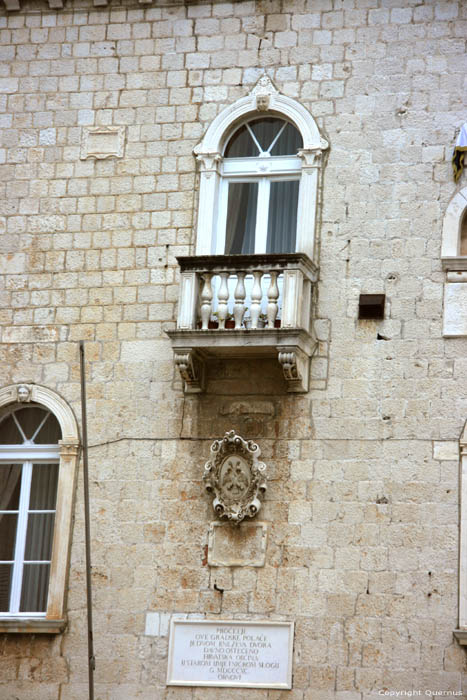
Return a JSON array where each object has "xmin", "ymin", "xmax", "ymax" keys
[{"xmin": 0, "ymin": 0, "xmax": 467, "ymax": 698}]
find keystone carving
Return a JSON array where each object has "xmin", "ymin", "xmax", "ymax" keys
[
  {"xmin": 251, "ymin": 74, "xmax": 277, "ymax": 111},
  {"xmin": 203, "ymin": 430, "xmax": 267, "ymax": 523},
  {"xmin": 17, "ymin": 384, "xmax": 32, "ymax": 403}
]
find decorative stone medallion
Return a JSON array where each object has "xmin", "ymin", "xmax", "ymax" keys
[{"xmin": 203, "ymin": 430, "xmax": 267, "ymax": 523}]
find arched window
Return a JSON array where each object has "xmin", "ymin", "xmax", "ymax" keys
[
  {"xmin": 194, "ymin": 75, "xmax": 328, "ymax": 261},
  {"xmin": 441, "ymin": 186, "xmax": 467, "ymax": 336},
  {"xmin": 0, "ymin": 385, "xmax": 79, "ymax": 633},
  {"xmin": 0, "ymin": 405, "xmax": 61, "ymax": 615},
  {"xmin": 218, "ymin": 117, "xmax": 303, "ymax": 256}
]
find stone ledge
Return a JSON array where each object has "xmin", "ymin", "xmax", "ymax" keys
[
  {"xmin": 0, "ymin": 618, "xmax": 67, "ymax": 634},
  {"xmin": 453, "ymin": 629, "xmax": 467, "ymax": 645}
]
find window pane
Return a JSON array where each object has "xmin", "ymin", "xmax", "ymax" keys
[
  {"xmin": 14, "ymin": 407, "xmax": 49, "ymax": 442},
  {"xmin": 25, "ymin": 514, "xmax": 55, "ymax": 561},
  {"xmin": 0, "ymin": 564, "xmax": 12, "ymax": 611},
  {"xmin": 249, "ymin": 118, "xmax": 284, "ymax": 153},
  {"xmin": 225, "ymin": 182, "xmax": 258, "ymax": 255},
  {"xmin": 20, "ymin": 564, "xmax": 50, "ymax": 613},
  {"xmin": 460, "ymin": 210, "xmax": 467, "ymax": 255},
  {"xmin": 34, "ymin": 413, "xmax": 61, "ymax": 444},
  {"xmin": 266, "ymin": 180, "xmax": 299, "ymax": 254},
  {"xmin": 224, "ymin": 125, "xmax": 257, "ymax": 158},
  {"xmin": 270, "ymin": 121, "xmax": 302, "ymax": 156},
  {"xmin": 0, "ymin": 514, "xmax": 18, "ymax": 560},
  {"xmin": 0, "ymin": 414, "xmax": 23, "ymax": 444},
  {"xmin": 0, "ymin": 465, "xmax": 22, "ymax": 511},
  {"xmin": 30, "ymin": 464, "xmax": 59, "ymax": 510}
]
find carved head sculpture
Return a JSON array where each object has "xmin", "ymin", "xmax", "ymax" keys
[
  {"xmin": 17, "ymin": 384, "xmax": 32, "ymax": 402},
  {"xmin": 203, "ymin": 430, "xmax": 267, "ymax": 523}
]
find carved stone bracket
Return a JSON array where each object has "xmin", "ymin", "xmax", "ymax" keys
[
  {"xmin": 278, "ymin": 346, "xmax": 310, "ymax": 393},
  {"xmin": 203, "ymin": 430, "xmax": 267, "ymax": 523},
  {"xmin": 174, "ymin": 350, "xmax": 204, "ymax": 393}
]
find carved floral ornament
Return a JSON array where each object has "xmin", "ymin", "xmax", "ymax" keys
[{"xmin": 203, "ymin": 431, "xmax": 267, "ymax": 523}]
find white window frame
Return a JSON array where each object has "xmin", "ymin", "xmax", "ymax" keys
[
  {"xmin": 441, "ymin": 186, "xmax": 467, "ymax": 262},
  {"xmin": 216, "ymin": 174, "xmax": 301, "ymax": 256},
  {"xmin": 0, "ymin": 384, "xmax": 79, "ymax": 633},
  {"xmin": 441, "ymin": 186, "xmax": 467, "ymax": 336},
  {"xmin": 193, "ymin": 75, "xmax": 328, "ymax": 261}
]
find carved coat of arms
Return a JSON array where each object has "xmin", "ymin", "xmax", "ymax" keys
[{"xmin": 203, "ymin": 431, "xmax": 267, "ymax": 523}]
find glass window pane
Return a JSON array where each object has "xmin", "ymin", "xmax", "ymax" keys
[
  {"xmin": 460, "ymin": 210, "xmax": 467, "ymax": 255},
  {"xmin": 249, "ymin": 117, "xmax": 284, "ymax": 152},
  {"xmin": 225, "ymin": 182, "xmax": 258, "ymax": 255},
  {"xmin": 0, "ymin": 465, "xmax": 22, "ymax": 511},
  {"xmin": 30, "ymin": 464, "xmax": 59, "ymax": 510},
  {"xmin": 0, "ymin": 514, "xmax": 18, "ymax": 560},
  {"xmin": 25, "ymin": 514, "xmax": 55, "ymax": 561},
  {"xmin": 34, "ymin": 413, "xmax": 61, "ymax": 444},
  {"xmin": 0, "ymin": 414, "xmax": 23, "ymax": 444},
  {"xmin": 224, "ymin": 124, "xmax": 257, "ymax": 158},
  {"xmin": 14, "ymin": 407, "xmax": 49, "ymax": 442},
  {"xmin": 266, "ymin": 180, "xmax": 299, "ymax": 254},
  {"xmin": 20, "ymin": 563, "xmax": 50, "ymax": 613},
  {"xmin": 0, "ymin": 564, "xmax": 12, "ymax": 611},
  {"xmin": 270, "ymin": 121, "xmax": 303, "ymax": 156}
]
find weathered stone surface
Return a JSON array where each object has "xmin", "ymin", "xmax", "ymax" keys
[{"xmin": 0, "ymin": 0, "xmax": 466, "ymax": 698}]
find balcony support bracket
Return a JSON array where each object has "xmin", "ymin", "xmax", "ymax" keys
[
  {"xmin": 174, "ymin": 350, "xmax": 205, "ymax": 394},
  {"xmin": 277, "ymin": 346, "xmax": 310, "ymax": 393}
]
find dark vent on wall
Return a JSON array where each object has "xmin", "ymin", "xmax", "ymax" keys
[{"xmin": 358, "ymin": 294, "xmax": 385, "ymax": 320}]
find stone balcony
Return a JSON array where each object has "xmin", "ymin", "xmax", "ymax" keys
[{"xmin": 167, "ymin": 253, "xmax": 318, "ymax": 393}]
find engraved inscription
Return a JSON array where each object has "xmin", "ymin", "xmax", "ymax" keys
[{"xmin": 167, "ymin": 620, "xmax": 293, "ymax": 689}]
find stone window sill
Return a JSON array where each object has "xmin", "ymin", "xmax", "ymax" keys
[
  {"xmin": 0, "ymin": 617, "xmax": 66, "ymax": 634},
  {"xmin": 453, "ymin": 629, "xmax": 467, "ymax": 645}
]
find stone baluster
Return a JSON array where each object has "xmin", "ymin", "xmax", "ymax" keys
[
  {"xmin": 250, "ymin": 270, "xmax": 263, "ymax": 329},
  {"xmin": 266, "ymin": 270, "xmax": 279, "ymax": 328},
  {"xmin": 217, "ymin": 272, "xmax": 229, "ymax": 329},
  {"xmin": 233, "ymin": 272, "xmax": 246, "ymax": 329},
  {"xmin": 200, "ymin": 272, "xmax": 213, "ymax": 330}
]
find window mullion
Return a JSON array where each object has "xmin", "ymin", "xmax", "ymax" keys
[
  {"xmin": 217, "ymin": 179, "xmax": 229, "ymax": 254},
  {"xmin": 9, "ymin": 462, "xmax": 32, "ymax": 613},
  {"xmin": 254, "ymin": 179, "xmax": 270, "ymax": 254}
]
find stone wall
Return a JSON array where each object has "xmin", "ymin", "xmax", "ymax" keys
[{"xmin": 1, "ymin": 0, "xmax": 467, "ymax": 698}]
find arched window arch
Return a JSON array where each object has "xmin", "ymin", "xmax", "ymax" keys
[
  {"xmin": 0, "ymin": 384, "xmax": 79, "ymax": 633},
  {"xmin": 441, "ymin": 185, "xmax": 467, "ymax": 261},
  {"xmin": 194, "ymin": 75, "xmax": 328, "ymax": 261}
]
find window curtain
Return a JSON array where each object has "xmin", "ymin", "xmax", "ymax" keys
[
  {"xmin": 225, "ymin": 182, "xmax": 258, "ymax": 255},
  {"xmin": 266, "ymin": 180, "xmax": 299, "ymax": 253},
  {"xmin": 20, "ymin": 463, "xmax": 58, "ymax": 612}
]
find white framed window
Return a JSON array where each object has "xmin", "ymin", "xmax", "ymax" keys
[
  {"xmin": 194, "ymin": 75, "xmax": 328, "ymax": 261},
  {"xmin": 216, "ymin": 117, "xmax": 302, "ymax": 256},
  {"xmin": 0, "ymin": 406, "xmax": 60, "ymax": 616},
  {"xmin": 0, "ymin": 384, "xmax": 79, "ymax": 633},
  {"xmin": 441, "ymin": 186, "xmax": 467, "ymax": 336}
]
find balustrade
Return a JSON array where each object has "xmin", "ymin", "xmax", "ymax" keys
[
  {"xmin": 169, "ymin": 253, "xmax": 318, "ymax": 393},
  {"xmin": 175, "ymin": 253, "xmax": 317, "ymax": 334}
]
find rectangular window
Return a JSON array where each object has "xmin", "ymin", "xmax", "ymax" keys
[{"xmin": 0, "ymin": 462, "xmax": 58, "ymax": 615}]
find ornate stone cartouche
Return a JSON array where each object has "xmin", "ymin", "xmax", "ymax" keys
[{"xmin": 203, "ymin": 430, "xmax": 267, "ymax": 523}]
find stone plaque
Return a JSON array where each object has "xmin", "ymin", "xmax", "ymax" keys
[
  {"xmin": 80, "ymin": 126, "xmax": 125, "ymax": 160},
  {"xmin": 166, "ymin": 619, "xmax": 293, "ymax": 689},
  {"xmin": 207, "ymin": 521, "xmax": 267, "ymax": 567}
]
